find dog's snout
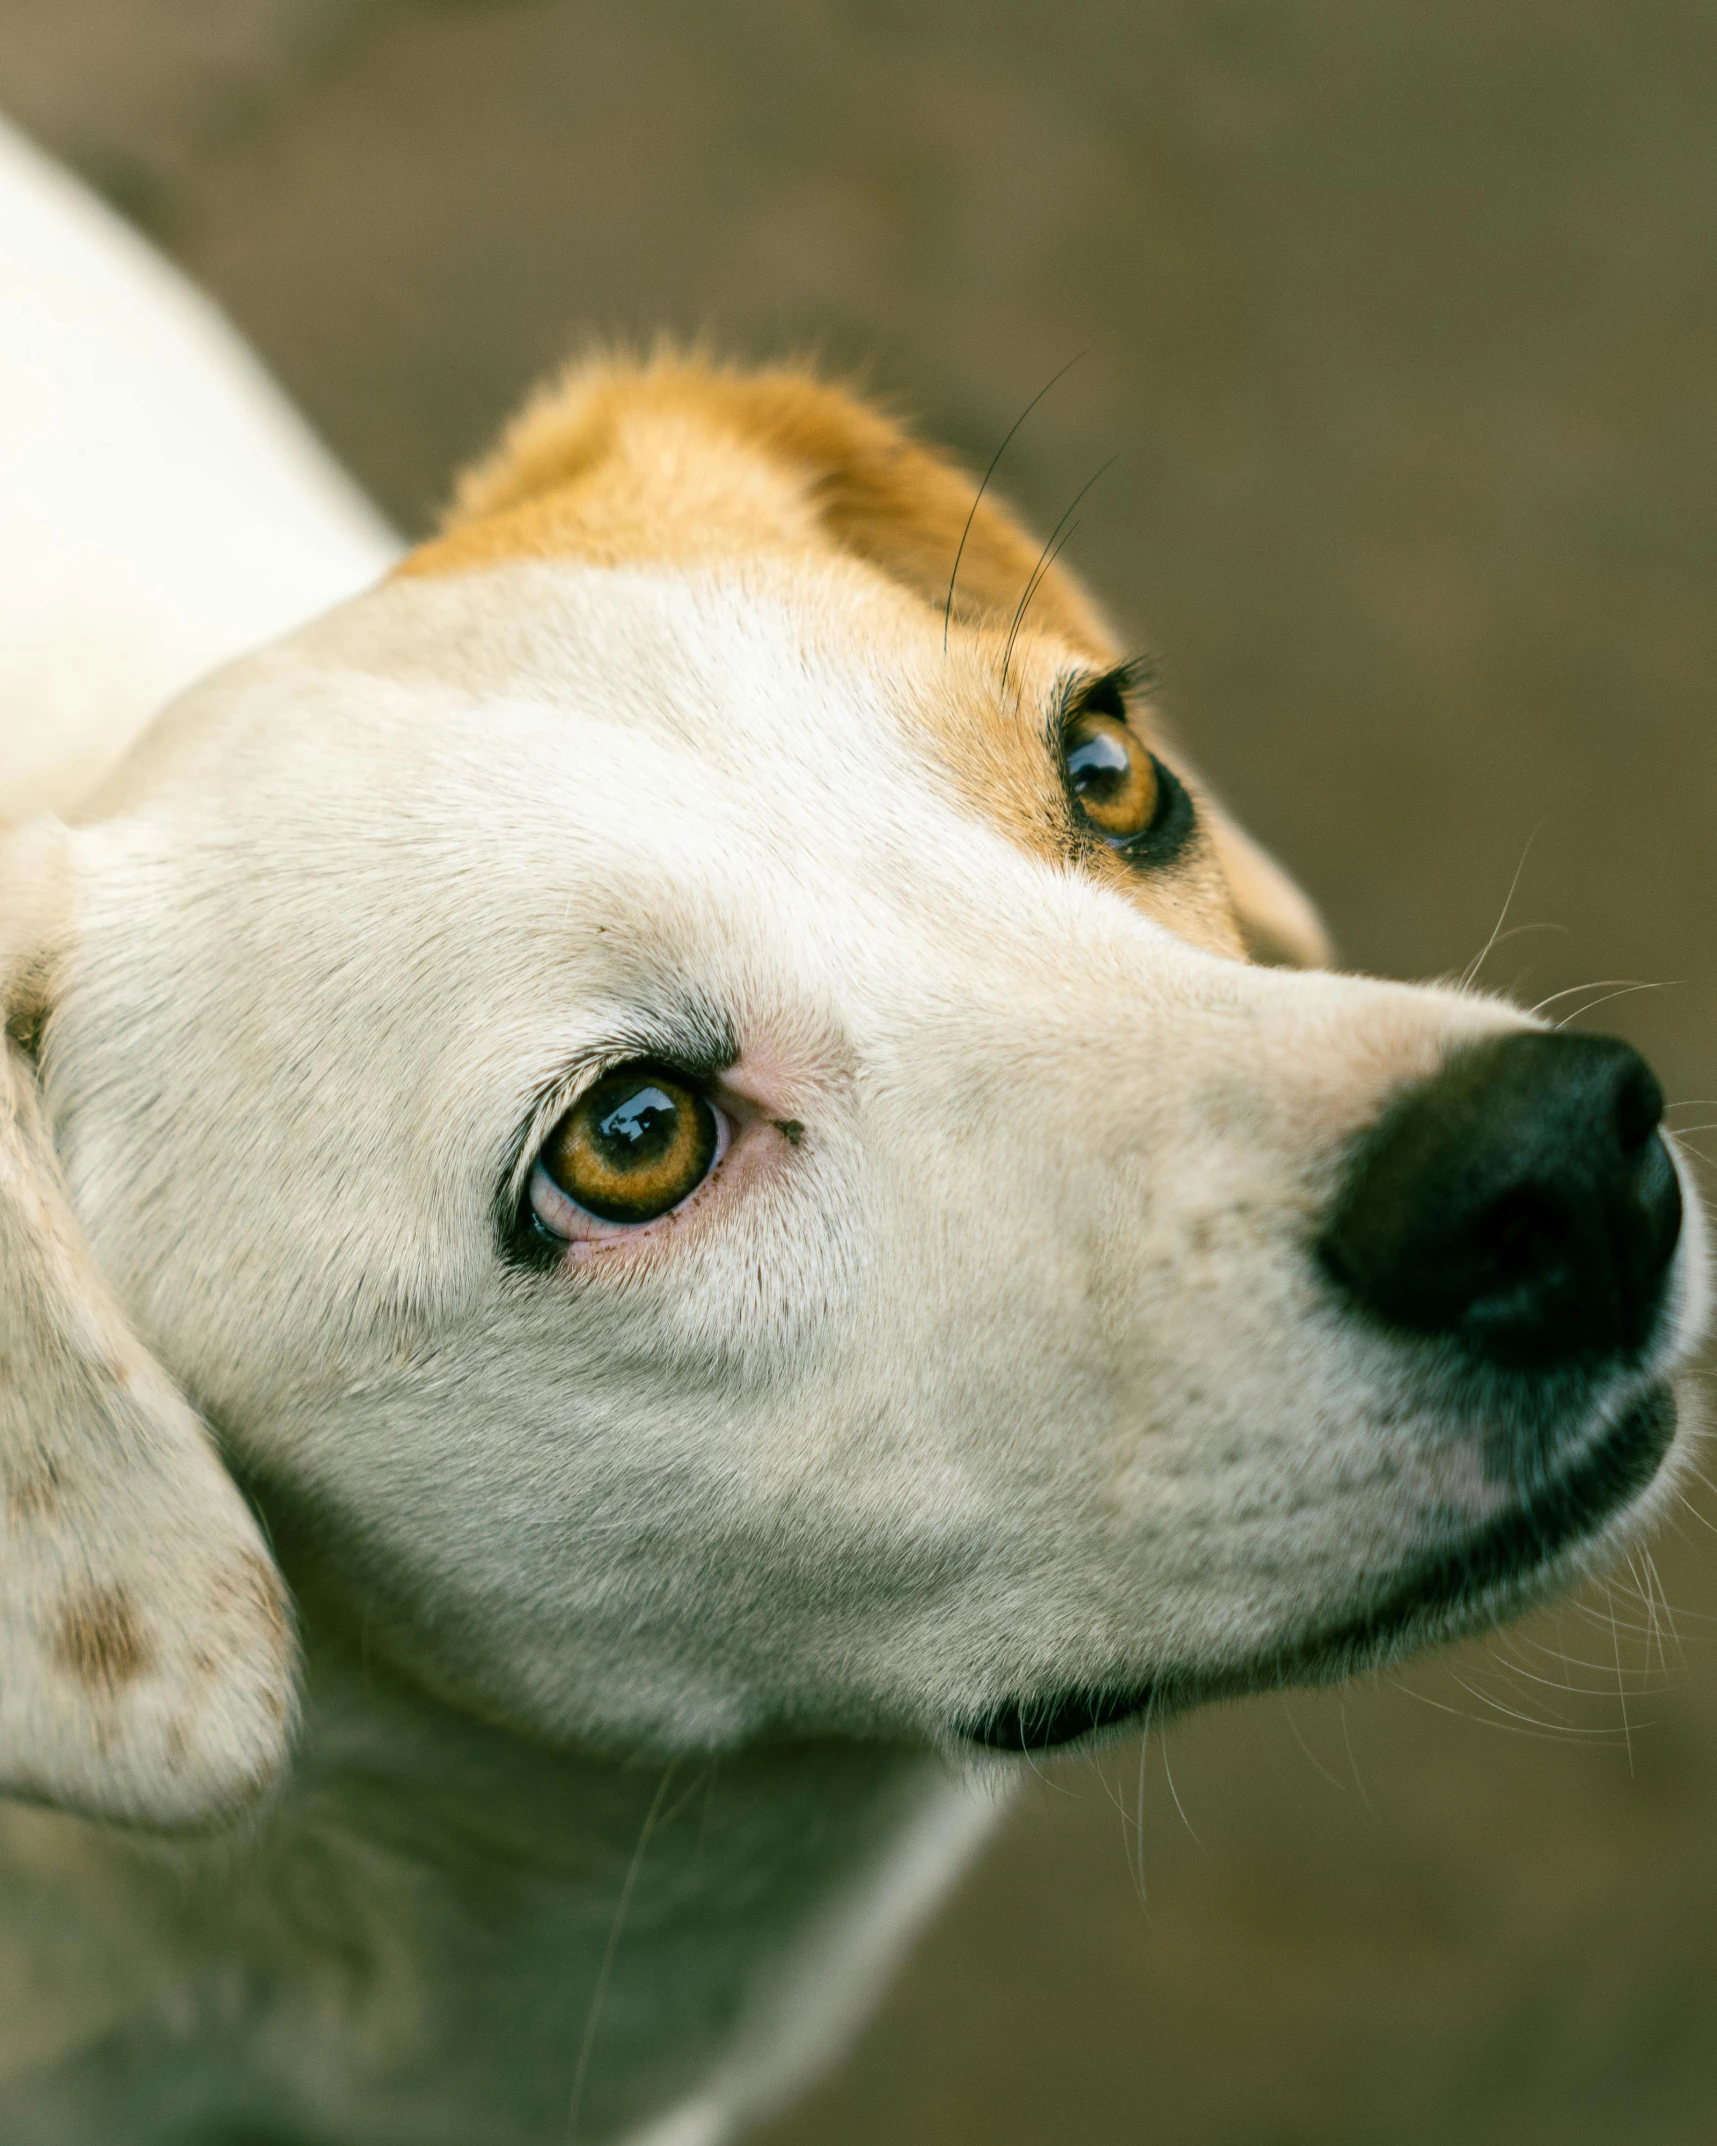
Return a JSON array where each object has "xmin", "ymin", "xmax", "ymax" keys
[{"xmin": 1320, "ymin": 1031, "xmax": 1682, "ymax": 1369}]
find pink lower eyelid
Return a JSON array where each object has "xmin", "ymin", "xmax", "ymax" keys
[{"xmin": 528, "ymin": 1159, "xmax": 585, "ymax": 1240}]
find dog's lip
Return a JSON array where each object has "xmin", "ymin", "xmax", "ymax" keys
[{"xmin": 964, "ymin": 1381, "xmax": 1678, "ymax": 1753}]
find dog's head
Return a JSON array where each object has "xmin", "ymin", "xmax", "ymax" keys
[{"xmin": 0, "ymin": 359, "xmax": 1704, "ymax": 1823}]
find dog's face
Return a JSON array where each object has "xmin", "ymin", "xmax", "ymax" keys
[{"xmin": 0, "ymin": 363, "xmax": 1704, "ymax": 1823}]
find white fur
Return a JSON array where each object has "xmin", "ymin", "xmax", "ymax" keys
[{"xmin": 0, "ymin": 131, "xmax": 1705, "ymax": 2145}]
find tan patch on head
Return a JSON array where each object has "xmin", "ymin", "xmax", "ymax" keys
[
  {"xmin": 404, "ymin": 351, "xmax": 1306, "ymax": 967},
  {"xmin": 401, "ymin": 354, "xmax": 1115, "ymax": 654},
  {"xmin": 915, "ymin": 650, "xmax": 1079, "ymax": 866},
  {"xmin": 54, "ymin": 1586, "xmax": 148, "ymax": 1693},
  {"xmin": 909, "ymin": 642, "xmax": 1247, "ymax": 959}
]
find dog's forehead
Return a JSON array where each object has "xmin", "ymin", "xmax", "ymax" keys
[
  {"xmin": 332, "ymin": 554, "xmax": 1072, "ymax": 782},
  {"xmin": 116, "ymin": 559, "xmax": 1070, "ymax": 871},
  {"xmin": 96, "ymin": 553, "xmax": 1240, "ymax": 978},
  {"xmin": 335, "ymin": 557, "xmax": 1240, "ymax": 955}
]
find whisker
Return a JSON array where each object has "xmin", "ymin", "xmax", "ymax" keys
[
  {"xmin": 1386, "ymin": 1672, "xmax": 1630, "ymax": 1743},
  {"xmin": 1676, "ymin": 1490, "xmax": 1717, "ymax": 1539},
  {"xmin": 1484, "ymin": 1649, "xmax": 1650, "ymax": 1702},
  {"xmin": 1613, "ymin": 1579, "xmax": 1639, "ymax": 1776},
  {"xmin": 942, "ymin": 349, "xmax": 1089, "ymax": 653},
  {"xmin": 999, "ymin": 453, "xmax": 1120, "ymax": 689},
  {"xmin": 1640, "ymin": 1546, "xmax": 1682, "ymax": 1672},
  {"xmin": 1339, "ymin": 1699, "xmax": 1381, "ymax": 1824},
  {"xmin": 1567, "ymin": 1595, "xmax": 1671, "ymax": 1642},
  {"xmin": 1449, "ymin": 1668, "xmax": 1635, "ymax": 1740},
  {"xmin": 1278, "ymin": 1695, "xmax": 1346, "ymax": 1791},
  {"xmin": 1158, "ymin": 1731, "xmax": 1204, "ymax": 1850},
  {"xmin": 1622, "ymin": 1550, "xmax": 1663, "ymax": 1677},
  {"xmin": 1554, "ymin": 981, "xmax": 1676, "ymax": 1029},
  {"xmin": 567, "ymin": 1759, "xmax": 678, "ymax": 2145},
  {"xmin": 1445, "ymin": 922, "xmax": 1568, "ymax": 990},
  {"xmin": 1502, "ymin": 1628, "xmax": 1679, "ymax": 1676},
  {"xmin": 1527, "ymin": 977, "xmax": 1649, "ymax": 1017},
  {"xmin": 1000, "ymin": 519, "xmax": 1083, "ymax": 691},
  {"xmin": 1459, "ymin": 831, "xmax": 1540, "ymax": 989}
]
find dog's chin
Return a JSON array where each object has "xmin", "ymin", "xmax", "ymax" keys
[{"xmin": 965, "ymin": 1381, "xmax": 1679, "ymax": 1754}]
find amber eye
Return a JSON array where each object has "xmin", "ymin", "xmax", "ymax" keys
[
  {"xmin": 539, "ymin": 1064, "xmax": 719, "ymax": 1226},
  {"xmin": 1063, "ymin": 711, "xmax": 1161, "ymax": 842}
]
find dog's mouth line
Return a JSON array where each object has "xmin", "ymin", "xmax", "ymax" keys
[{"xmin": 965, "ymin": 1381, "xmax": 1678, "ymax": 1753}]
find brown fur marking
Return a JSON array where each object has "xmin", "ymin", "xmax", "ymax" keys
[
  {"xmin": 404, "ymin": 354, "xmax": 1249, "ymax": 956},
  {"xmin": 400, "ymin": 354, "xmax": 1114, "ymax": 655},
  {"xmin": 6, "ymin": 1451, "xmax": 65, "ymax": 1521},
  {"xmin": 54, "ymin": 1586, "xmax": 148, "ymax": 1693},
  {"xmin": 211, "ymin": 1550, "xmax": 293, "ymax": 1653}
]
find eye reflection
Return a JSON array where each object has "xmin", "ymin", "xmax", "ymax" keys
[{"xmin": 1062, "ymin": 710, "xmax": 1159, "ymax": 842}]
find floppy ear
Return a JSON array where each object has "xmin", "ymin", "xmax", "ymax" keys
[{"xmin": 0, "ymin": 821, "xmax": 298, "ymax": 1830}]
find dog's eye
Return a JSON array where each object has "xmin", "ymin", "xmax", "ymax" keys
[
  {"xmin": 532, "ymin": 1064, "xmax": 721, "ymax": 1232},
  {"xmin": 1064, "ymin": 711, "xmax": 1159, "ymax": 841},
  {"xmin": 1062, "ymin": 710, "xmax": 1191, "ymax": 860}
]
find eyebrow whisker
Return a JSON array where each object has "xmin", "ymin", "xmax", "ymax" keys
[
  {"xmin": 942, "ymin": 349, "xmax": 1089, "ymax": 654},
  {"xmin": 1003, "ymin": 521, "xmax": 1084, "ymax": 692},
  {"xmin": 999, "ymin": 455, "xmax": 1118, "ymax": 692}
]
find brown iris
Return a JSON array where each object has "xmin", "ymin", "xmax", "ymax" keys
[
  {"xmin": 541, "ymin": 1064, "xmax": 718, "ymax": 1225},
  {"xmin": 1063, "ymin": 711, "xmax": 1158, "ymax": 842}
]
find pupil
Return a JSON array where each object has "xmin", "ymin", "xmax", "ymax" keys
[
  {"xmin": 596, "ymin": 1085, "xmax": 679, "ymax": 1164},
  {"xmin": 1067, "ymin": 728, "xmax": 1130, "ymax": 796}
]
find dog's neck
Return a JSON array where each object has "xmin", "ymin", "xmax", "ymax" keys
[
  {"xmin": 254, "ymin": 1624, "xmax": 974, "ymax": 2142},
  {"xmin": 0, "ymin": 1571, "xmax": 995, "ymax": 2146}
]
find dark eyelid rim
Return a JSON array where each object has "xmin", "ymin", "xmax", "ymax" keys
[
  {"xmin": 1051, "ymin": 656, "xmax": 1198, "ymax": 868},
  {"xmin": 495, "ymin": 1000, "xmax": 739, "ymax": 1271}
]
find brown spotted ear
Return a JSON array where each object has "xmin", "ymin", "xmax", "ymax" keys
[
  {"xmin": 403, "ymin": 351, "xmax": 1119, "ymax": 655},
  {"xmin": 0, "ymin": 821, "xmax": 297, "ymax": 1830}
]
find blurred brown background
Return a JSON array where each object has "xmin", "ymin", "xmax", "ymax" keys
[{"xmin": 4, "ymin": 3, "xmax": 1714, "ymax": 2138}]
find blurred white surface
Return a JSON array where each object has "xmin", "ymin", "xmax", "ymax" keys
[{"xmin": 0, "ymin": 116, "xmax": 396, "ymax": 819}]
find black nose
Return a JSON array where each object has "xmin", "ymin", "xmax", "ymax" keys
[{"xmin": 1320, "ymin": 1031, "xmax": 1682, "ymax": 1368}]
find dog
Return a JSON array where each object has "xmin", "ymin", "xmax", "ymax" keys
[{"xmin": 0, "ymin": 120, "xmax": 1706, "ymax": 2146}]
